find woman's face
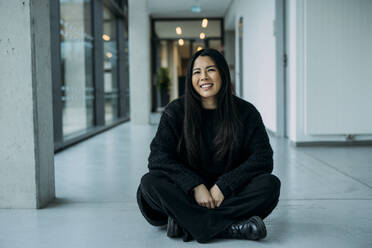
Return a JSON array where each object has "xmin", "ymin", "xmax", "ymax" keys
[{"xmin": 191, "ymin": 56, "xmax": 222, "ymax": 103}]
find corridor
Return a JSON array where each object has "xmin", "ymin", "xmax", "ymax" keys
[{"xmin": 1, "ymin": 117, "xmax": 371, "ymax": 247}]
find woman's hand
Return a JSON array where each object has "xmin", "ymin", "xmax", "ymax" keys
[
  {"xmin": 210, "ymin": 184, "xmax": 224, "ymax": 207},
  {"xmin": 193, "ymin": 184, "xmax": 216, "ymax": 209}
]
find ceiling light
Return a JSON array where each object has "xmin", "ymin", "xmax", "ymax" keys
[
  {"xmin": 202, "ymin": 18, "xmax": 208, "ymax": 28},
  {"xmin": 197, "ymin": 46, "xmax": 203, "ymax": 51},
  {"xmin": 102, "ymin": 34, "xmax": 110, "ymax": 41},
  {"xmin": 176, "ymin": 26, "xmax": 182, "ymax": 35},
  {"xmin": 178, "ymin": 39, "xmax": 184, "ymax": 46},
  {"xmin": 200, "ymin": 32, "xmax": 205, "ymax": 39}
]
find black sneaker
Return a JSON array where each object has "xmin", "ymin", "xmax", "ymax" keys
[{"xmin": 217, "ymin": 216, "xmax": 267, "ymax": 240}]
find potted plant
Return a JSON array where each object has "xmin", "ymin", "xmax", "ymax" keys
[{"xmin": 157, "ymin": 67, "xmax": 170, "ymax": 107}]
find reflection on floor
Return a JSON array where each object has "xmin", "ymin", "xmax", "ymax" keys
[{"xmin": 1, "ymin": 117, "xmax": 372, "ymax": 248}]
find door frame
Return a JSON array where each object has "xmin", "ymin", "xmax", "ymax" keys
[{"xmin": 275, "ymin": 0, "xmax": 287, "ymax": 137}]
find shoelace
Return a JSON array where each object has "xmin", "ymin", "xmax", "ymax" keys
[{"xmin": 225, "ymin": 221, "xmax": 252, "ymax": 236}]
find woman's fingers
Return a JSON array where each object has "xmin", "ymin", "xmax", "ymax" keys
[
  {"xmin": 200, "ymin": 201, "xmax": 207, "ymax": 208},
  {"xmin": 194, "ymin": 184, "xmax": 217, "ymax": 209},
  {"xmin": 199, "ymin": 199, "xmax": 216, "ymax": 209},
  {"xmin": 209, "ymin": 184, "xmax": 225, "ymax": 208},
  {"xmin": 211, "ymin": 196, "xmax": 223, "ymax": 208},
  {"xmin": 210, "ymin": 199, "xmax": 215, "ymax": 209}
]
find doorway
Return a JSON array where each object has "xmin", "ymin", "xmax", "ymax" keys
[
  {"xmin": 150, "ymin": 18, "xmax": 224, "ymax": 112},
  {"xmin": 238, "ymin": 16, "xmax": 243, "ymax": 98}
]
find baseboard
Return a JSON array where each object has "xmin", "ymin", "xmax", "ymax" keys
[{"xmin": 291, "ymin": 140, "xmax": 372, "ymax": 147}]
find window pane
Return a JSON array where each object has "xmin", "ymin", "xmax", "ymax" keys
[
  {"xmin": 122, "ymin": 18, "xmax": 130, "ymax": 119},
  {"xmin": 60, "ymin": 0, "xmax": 95, "ymax": 138},
  {"xmin": 209, "ymin": 39, "xmax": 222, "ymax": 52},
  {"xmin": 103, "ymin": 7, "xmax": 119, "ymax": 124}
]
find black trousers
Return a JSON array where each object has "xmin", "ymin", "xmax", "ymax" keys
[{"xmin": 137, "ymin": 170, "xmax": 281, "ymax": 243}]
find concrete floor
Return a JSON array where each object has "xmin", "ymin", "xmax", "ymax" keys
[{"xmin": 1, "ymin": 117, "xmax": 372, "ymax": 248}]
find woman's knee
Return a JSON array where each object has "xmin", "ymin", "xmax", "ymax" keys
[
  {"xmin": 254, "ymin": 173, "xmax": 281, "ymax": 197},
  {"xmin": 140, "ymin": 171, "xmax": 170, "ymax": 194},
  {"xmin": 266, "ymin": 174, "xmax": 281, "ymax": 193}
]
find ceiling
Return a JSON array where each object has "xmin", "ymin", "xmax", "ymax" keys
[
  {"xmin": 154, "ymin": 20, "xmax": 221, "ymax": 39},
  {"xmin": 147, "ymin": 0, "xmax": 234, "ymax": 18}
]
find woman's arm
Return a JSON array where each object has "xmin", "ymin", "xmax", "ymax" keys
[
  {"xmin": 215, "ymin": 110, "xmax": 273, "ymax": 198},
  {"xmin": 148, "ymin": 111, "xmax": 205, "ymax": 195}
]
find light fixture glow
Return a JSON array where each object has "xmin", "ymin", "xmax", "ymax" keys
[
  {"xmin": 176, "ymin": 26, "xmax": 182, "ymax": 35},
  {"xmin": 200, "ymin": 32, "xmax": 205, "ymax": 39},
  {"xmin": 202, "ymin": 18, "xmax": 208, "ymax": 28},
  {"xmin": 102, "ymin": 34, "xmax": 110, "ymax": 41},
  {"xmin": 191, "ymin": 5, "xmax": 201, "ymax": 13},
  {"xmin": 178, "ymin": 39, "xmax": 184, "ymax": 46},
  {"xmin": 106, "ymin": 52, "xmax": 112, "ymax": 58},
  {"xmin": 197, "ymin": 46, "xmax": 203, "ymax": 51}
]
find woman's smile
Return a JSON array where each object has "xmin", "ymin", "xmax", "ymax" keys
[{"xmin": 200, "ymin": 83, "xmax": 214, "ymax": 91}]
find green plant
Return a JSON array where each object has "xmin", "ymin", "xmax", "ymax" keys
[{"xmin": 157, "ymin": 67, "xmax": 170, "ymax": 91}]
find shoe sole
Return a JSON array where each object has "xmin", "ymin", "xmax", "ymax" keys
[{"xmin": 249, "ymin": 216, "xmax": 267, "ymax": 240}]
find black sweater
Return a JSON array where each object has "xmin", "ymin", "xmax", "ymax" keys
[
  {"xmin": 147, "ymin": 95, "xmax": 273, "ymax": 198},
  {"xmin": 198, "ymin": 108, "xmax": 228, "ymax": 186}
]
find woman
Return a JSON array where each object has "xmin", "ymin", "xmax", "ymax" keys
[{"xmin": 136, "ymin": 48, "xmax": 280, "ymax": 243}]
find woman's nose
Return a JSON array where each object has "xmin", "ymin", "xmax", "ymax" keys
[{"xmin": 200, "ymin": 70, "xmax": 208, "ymax": 80}]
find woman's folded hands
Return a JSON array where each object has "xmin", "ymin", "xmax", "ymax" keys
[{"xmin": 193, "ymin": 184, "xmax": 225, "ymax": 209}]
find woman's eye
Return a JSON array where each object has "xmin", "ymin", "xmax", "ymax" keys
[
  {"xmin": 208, "ymin": 69, "xmax": 215, "ymax": 72},
  {"xmin": 193, "ymin": 71, "xmax": 200, "ymax": 75}
]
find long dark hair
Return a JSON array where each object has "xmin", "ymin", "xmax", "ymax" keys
[{"xmin": 177, "ymin": 48, "xmax": 243, "ymax": 169}]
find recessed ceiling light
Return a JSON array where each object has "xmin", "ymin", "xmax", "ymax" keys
[
  {"xmin": 176, "ymin": 26, "xmax": 182, "ymax": 35},
  {"xmin": 102, "ymin": 34, "xmax": 110, "ymax": 41},
  {"xmin": 197, "ymin": 46, "xmax": 203, "ymax": 51},
  {"xmin": 178, "ymin": 39, "xmax": 184, "ymax": 46},
  {"xmin": 202, "ymin": 18, "xmax": 208, "ymax": 28},
  {"xmin": 200, "ymin": 32, "xmax": 205, "ymax": 39}
]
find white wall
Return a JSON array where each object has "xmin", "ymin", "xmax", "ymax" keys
[
  {"xmin": 128, "ymin": 0, "xmax": 151, "ymax": 124},
  {"xmin": 289, "ymin": 0, "xmax": 372, "ymax": 142},
  {"xmin": 225, "ymin": 0, "xmax": 277, "ymax": 132},
  {"xmin": 226, "ymin": 0, "xmax": 372, "ymax": 143}
]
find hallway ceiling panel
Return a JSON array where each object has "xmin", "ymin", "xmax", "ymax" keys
[{"xmin": 155, "ymin": 20, "xmax": 221, "ymax": 39}]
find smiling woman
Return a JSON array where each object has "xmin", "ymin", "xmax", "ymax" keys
[{"xmin": 137, "ymin": 48, "xmax": 281, "ymax": 243}]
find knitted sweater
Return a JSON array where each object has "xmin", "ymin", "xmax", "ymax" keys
[
  {"xmin": 147, "ymin": 95, "xmax": 273, "ymax": 199},
  {"xmin": 198, "ymin": 107, "xmax": 228, "ymax": 186}
]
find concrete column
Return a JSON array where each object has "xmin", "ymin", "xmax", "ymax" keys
[
  {"xmin": 128, "ymin": 0, "xmax": 151, "ymax": 124},
  {"xmin": 0, "ymin": 0, "xmax": 55, "ymax": 208}
]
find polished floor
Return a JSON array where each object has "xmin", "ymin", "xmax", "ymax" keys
[{"xmin": 1, "ymin": 116, "xmax": 372, "ymax": 248}]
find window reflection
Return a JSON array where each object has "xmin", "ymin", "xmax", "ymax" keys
[
  {"xmin": 103, "ymin": 7, "xmax": 119, "ymax": 124},
  {"xmin": 60, "ymin": 0, "xmax": 94, "ymax": 138}
]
